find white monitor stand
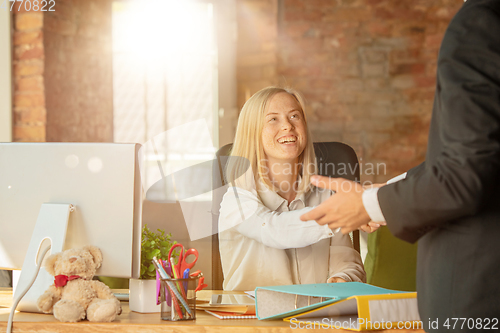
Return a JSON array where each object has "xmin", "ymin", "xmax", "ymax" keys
[
  {"xmin": 11, "ymin": 203, "xmax": 74, "ymax": 312},
  {"xmin": 8, "ymin": 203, "xmax": 75, "ymax": 333}
]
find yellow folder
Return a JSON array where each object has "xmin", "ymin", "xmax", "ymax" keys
[{"xmin": 285, "ymin": 292, "xmax": 422, "ymax": 331}]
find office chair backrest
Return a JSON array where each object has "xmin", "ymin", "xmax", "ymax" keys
[{"xmin": 211, "ymin": 142, "xmax": 361, "ymax": 290}]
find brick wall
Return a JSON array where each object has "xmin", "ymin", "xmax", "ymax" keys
[
  {"xmin": 236, "ymin": 0, "xmax": 464, "ymax": 182},
  {"xmin": 13, "ymin": 10, "xmax": 45, "ymax": 142},
  {"xmin": 11, "ymin": 0, "xmax": 113, "ymax": 142}
]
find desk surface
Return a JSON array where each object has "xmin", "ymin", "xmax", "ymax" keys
[{"xmin": 0, "ymin": 288, "xmax": 424, "ymax": 333}]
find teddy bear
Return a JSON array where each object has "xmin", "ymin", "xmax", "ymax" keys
[{"xmin": 36, "ymin": 245, "xmax": 122, "ymax": 322}]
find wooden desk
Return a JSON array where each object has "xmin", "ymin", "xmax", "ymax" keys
[{"xmin": 0, "ymin": 288, "xmax": 424, "ymax": 333}]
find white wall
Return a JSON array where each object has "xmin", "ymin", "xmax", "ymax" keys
[
  {"xmin": 0, "ymin": 6, "xmax": 12, "ymax": 286},
  {"xmin": 0, "ymin": 9, "xmax": 12, "ymax": 142}
]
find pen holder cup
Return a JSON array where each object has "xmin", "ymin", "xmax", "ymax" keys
[{"xmin": 160, "ymin": 277, "xmax": 198, "ymax": 321}]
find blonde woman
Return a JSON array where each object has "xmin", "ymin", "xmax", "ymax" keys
[{"xmin": 218, "ymin": 87, "xmax": 365, "ymax": 291}]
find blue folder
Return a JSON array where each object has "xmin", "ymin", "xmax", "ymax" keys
[{"xmin": 255, "ymin": 282, "xmax": 408, "ymax": 320}]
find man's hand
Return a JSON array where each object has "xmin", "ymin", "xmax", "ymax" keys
[{"xmin": 300, "ymin": 176, "xmax": 371, "ymax": 234}]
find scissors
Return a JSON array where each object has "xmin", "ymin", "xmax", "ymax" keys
[{"xmin": 168, "ymin": 243, "xmax": 199, "ymax": 278}]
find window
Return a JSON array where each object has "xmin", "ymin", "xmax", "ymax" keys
[{"xmin": 112, "ymin": 0, "xmax": 218, "ymax": 202}]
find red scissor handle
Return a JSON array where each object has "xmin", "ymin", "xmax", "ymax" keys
[
  {"xmin": 168, "ymin": 244, "xmax": 184, "ymax": 276},
  {"xmin": 179, "ymin": 248, "xmax": 199, "ymax": 275}
]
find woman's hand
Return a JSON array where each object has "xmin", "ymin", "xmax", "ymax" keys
[
  {"xmin": 359, "ymin": 221, "xmax": 386, "ymax": 233},
  {"xmin": 327, "ymin": 277, "xmax": 347, "ymax": 283}
]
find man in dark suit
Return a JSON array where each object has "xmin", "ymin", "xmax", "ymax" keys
[{"xmin": 301, "ymin": 0, "xmax": 500, "ymax": 331}]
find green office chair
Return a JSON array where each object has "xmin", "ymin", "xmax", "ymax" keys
[
  {"xmin": 211, "ymin": 142, "xmax": 362, "ymax": 290},
  {"xmin": 364, "ymin": 226, "xmax": 418, "ymax": 291}
]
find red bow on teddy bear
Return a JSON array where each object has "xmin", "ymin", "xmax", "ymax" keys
[{"xmin": 54, "ymin": 274, "xmax": 80, "ymax": 287}]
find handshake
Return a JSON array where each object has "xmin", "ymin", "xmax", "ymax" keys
[{"xmin": 300, "ymin": 176, "xmax": 388, "ymax": 234}]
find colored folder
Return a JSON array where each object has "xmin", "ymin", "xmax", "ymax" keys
[
  {"xmin": 255, "ymin": 282, "xmax": 419, "ymax": 325},
  {"xmin": 284, "ymin": 292, "xmax": 421, "ymax": 331}
]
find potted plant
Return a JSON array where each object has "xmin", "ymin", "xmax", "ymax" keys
[{"xmin": 129, "ymin": 224, "xmax": 177, "ymax": 313}]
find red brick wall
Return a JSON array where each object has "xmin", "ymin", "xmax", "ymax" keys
[
  {"xmin": 13, "ymin": 11, "xmax": 46, "ymax": 142},
  {"xmin": 236, "ymin": 0, "xmax": 464, "ymax": 182},
  {"xmin": 11, "ymin": 0, "xmax": 113, "ymax": 142}
]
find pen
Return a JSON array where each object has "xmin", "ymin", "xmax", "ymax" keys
[
  {"xmin": 183, "ymin": 268, "xmax": 190, "ymax": 294},
  {"xmin": 170, "ymin": 257, "xmax": 188, "ymax": 300},
  {"xmin": 165, "ymin": 261, "xmax": 172, "ymax": 305},
  {"xmin": 152, "ymin": 258, "xmax": 183, "ymax": 318},
  {"xmin": 152, "ymin": 257, "xmax": 193, "ymax": 317}
]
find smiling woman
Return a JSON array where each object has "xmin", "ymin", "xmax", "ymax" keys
[
  {"xmin": 261, "ymin": 92, "xmax": 307, "ymax": 202},
  {"xmin": 226, "ymin": 87, "xmax": 316, "ymax": 196},
  {"xmin": 218, "ymin": 87, "xmax": 366, "ymax": 291}
]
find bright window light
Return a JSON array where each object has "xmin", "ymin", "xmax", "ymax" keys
[{"xmin": 112, "ymin": 0, "xmax": 217, "ymax": 202}]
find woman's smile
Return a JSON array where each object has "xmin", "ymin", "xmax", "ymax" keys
[
  {"xmin": 262, "ymin": 92, "xmax": 307, "ymax": 165},
  {"xmin": 277, "ymin": 135, "xmax": 297, "ymax": 144}
]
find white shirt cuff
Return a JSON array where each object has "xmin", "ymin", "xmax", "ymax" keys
[
  {"xmin": 322, "ymin": 224, "xmax": 337, "ymax": 237},
  {"xmin": 387, "ymin": 172, "xmax": 407, "ymax": 184},
  {"xmin": 361, "ymin": 172, "xmax": 407, "ymax": 223},
  {"xmin": 362, "ymin": 188, "xmax": 386, "ymax": 222}
]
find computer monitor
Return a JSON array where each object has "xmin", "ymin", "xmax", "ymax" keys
[{"xmin": 0, "ymin": 143, "xmax": 142, "ymax": 311}]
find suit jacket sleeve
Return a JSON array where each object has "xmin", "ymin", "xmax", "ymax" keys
[
  {"xmin": 378, "ymin": 2, "xmax": 500, "ymax": 243},
  {"xmin": 406, "ymin": 162, "xmax": 425, "ymax": 178}
]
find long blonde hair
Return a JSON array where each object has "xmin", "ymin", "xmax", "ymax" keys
[{"xmin": 226, "ymin": 87, "xmax": 316, "ymax": 194}]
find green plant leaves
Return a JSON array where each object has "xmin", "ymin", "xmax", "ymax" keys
[{"xmin": 140, "ymin": 224, "xmax": 177, "ymax": 279}]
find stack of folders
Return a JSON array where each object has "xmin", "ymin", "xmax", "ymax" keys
[
  {"xmin": 255, "ymin": 282, "xmax": 421, "ymax": 331},
  {"xmin": 198, "ymin": 293, "xmax": 257, "ymax": 320},
  {"xmin": 203, "ymin": 310, "xmax": 257, "ymax": 320}
]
